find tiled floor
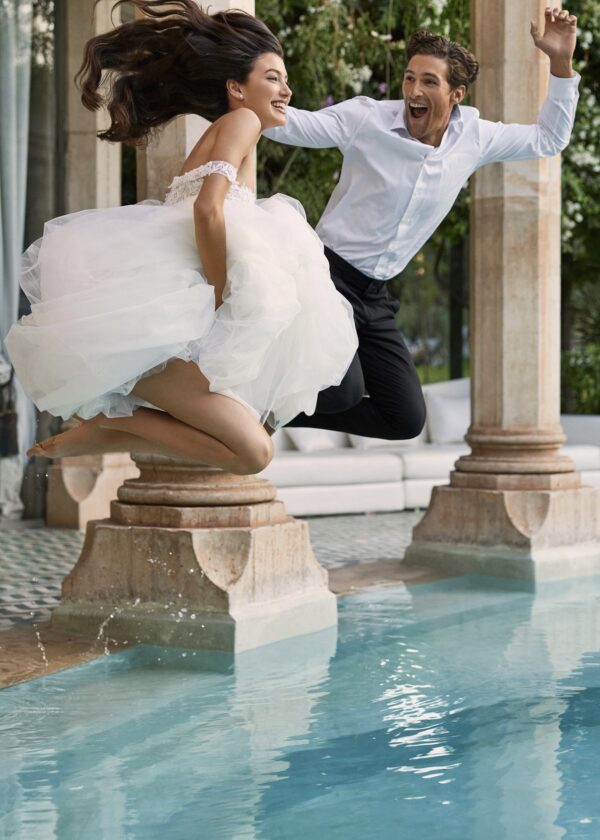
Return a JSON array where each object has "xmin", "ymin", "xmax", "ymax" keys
[
  {"xmin": 0, "ymin": 525, "xmax": 84, "ymax": 631},
  {"xmin": 0, "ymin": 512, "xmax": 424, "ymax": 631}
]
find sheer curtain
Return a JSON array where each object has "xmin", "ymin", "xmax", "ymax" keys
[{"xmin": 0, "ymin": 0, "xmax": 35, "ymax": 519}]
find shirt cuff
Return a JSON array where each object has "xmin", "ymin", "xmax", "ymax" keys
[{"xmin": 548, "ymin": 70, "xmax": 581, "ymax": 98}]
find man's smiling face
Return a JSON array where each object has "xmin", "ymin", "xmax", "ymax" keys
[{"xmin": 402, "ymin": 54, "xmax": 465, "ymax": 147}]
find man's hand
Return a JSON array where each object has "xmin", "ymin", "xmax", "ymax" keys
[{"xmin": 530, "ymin": 7, "xmax": 577, "ymax": 78}]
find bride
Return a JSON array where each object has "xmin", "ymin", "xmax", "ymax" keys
[{"xmin": 5, "ymin": 0, "xmax": 358, "ymax": 475}]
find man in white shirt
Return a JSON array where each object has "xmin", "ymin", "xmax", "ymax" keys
[{"xmin": 265, "ymin": 7, "xmax": 580, "ymax": 439}]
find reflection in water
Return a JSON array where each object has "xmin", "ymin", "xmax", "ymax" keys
[{"xmin": 2, "ymin": 579, "xmax": 600, "ymax": 838}]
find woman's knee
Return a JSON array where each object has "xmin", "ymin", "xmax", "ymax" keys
[{"xmin": 230, "ymin": 432, "xmax": 274, "ymax": 475}]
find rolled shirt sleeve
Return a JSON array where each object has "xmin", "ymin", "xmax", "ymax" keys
[
  {"xmin": 263, "ymin": 97, "xmax": 369, "ymax": 153},
  {"xmin": 477, "ymin": 71, "xmax": 580, "ymax": 166}
]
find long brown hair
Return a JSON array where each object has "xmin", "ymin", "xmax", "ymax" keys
[{"xmin": 76, "ymin": 0, "xmax": 283, "ymax": 144}]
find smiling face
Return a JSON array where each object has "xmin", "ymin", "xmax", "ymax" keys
[
  {"xmin": 402, "ymin": 54, "xmax": 465, "ymax": 147},
  {"xmin": 227, "ymin": 52, "xmax": 291, "ymax": 129}
]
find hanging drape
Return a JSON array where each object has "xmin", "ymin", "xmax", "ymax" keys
[{"xmin": 0, "ymin": 0, "xmax": 35, "ymax": 519}]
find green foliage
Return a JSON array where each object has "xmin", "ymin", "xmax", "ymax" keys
[
  {"xmin": 256, "ymin": 0, "xmax": 472, "ymax": 365},
  {"xmin": 559, "ymin": 0, "xmax": 600, "ymax": 412},
  {"xmin": 561, "ymin": 0, "xmax": 600, "ymax": 271},
  {"xmin": 256, "ymin": 0, "xmax": 600, "ymax": 406},
  {"xmin": 257, "ymin": 0, "xmax": 470, "ymax": 229},
  {"xmin": 562, "ymin": 345, "xmax": 600, "ymax": 414}
]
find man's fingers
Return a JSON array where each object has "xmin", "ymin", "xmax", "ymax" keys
[{"xmin": 530, "ymin": 21, "xmax": 541, "ymax": 42}]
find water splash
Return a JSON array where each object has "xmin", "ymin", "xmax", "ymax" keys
[
  {"xmin": 96, "ymin": 608, "xmax": 122, "ymax": 655},
  {"xmin": 33, "ymin": 626, "xmax": 49, "ymax": 668}
]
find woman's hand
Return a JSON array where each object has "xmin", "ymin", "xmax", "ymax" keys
[{"xmin": 530, "ymin": 7, "xmax": 577, "ymax": 78}]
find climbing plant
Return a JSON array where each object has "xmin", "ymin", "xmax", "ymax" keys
[{"xmin": 257, "ymin": 0, "xmax": 600, "ymax": 406}]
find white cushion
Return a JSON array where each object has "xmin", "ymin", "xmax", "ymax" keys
[
  {"xmin": 560, "ymin": 415, "xmax": 600, "ymax": 447},
  {"xmin": 581, "ymin": 471, "xmax": 600, "ymax": 488},
  {"xmin": 260, "ymin": 449, "xmax": 403, "ymax": 487},
  {"xmin": 285, "ymin": 427, "xmax": 349, "ymax": 453},
  {"xmin": 426, "ymin": 392, "xmax": 470, "ymax": 444},
  {"xmin": 421, "ymin": 377, "xmax": 470, "ymax": 398},
  {"xmin": 404, "ymin": 478, "xmax": 449, "ymax": 510},
  {"xmin": 271, "ymin": 429, "xmax": 293, "ymax": 453},
  {"xmin": 276, "ymin": 482, "xmax": 405, "ymax": 516},
  {"xmin": 349, "ymin": 427, "xmax": 426, "ymax": 450},
  {"xmin": 561, "ymin": 445, "xmax": 600, "ymax": 471},
  {"xmin": 399, "ymin": 444, "xmax": 470, "ymax": 480}
]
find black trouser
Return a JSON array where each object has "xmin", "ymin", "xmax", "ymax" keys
[{"xmin": 286, "ymin": 247, "xmax": 426, "ymax": 439}]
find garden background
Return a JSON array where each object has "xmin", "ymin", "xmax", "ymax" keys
[{"xmin": 253, "ymin": 0, "xmax": 600, "ymax": 412}]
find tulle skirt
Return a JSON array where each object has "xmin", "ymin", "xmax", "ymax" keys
[{"xmin": 5, "ymin": 193, "xmax": 358, "ymax": 428}]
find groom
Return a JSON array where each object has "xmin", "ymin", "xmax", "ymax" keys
[{"xmin": 265, "ymin": 7, "xmax": 580, "ymax": 439}]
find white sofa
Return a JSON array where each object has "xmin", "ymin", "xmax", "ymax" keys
[{"xmin": 260, "ymin": 378, "xmax": 600, "ymax": 517}]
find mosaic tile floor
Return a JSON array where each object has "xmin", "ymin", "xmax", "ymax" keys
[{"xmin": 0, "ymin": 512, "xmax": 424, "ymax": 631}]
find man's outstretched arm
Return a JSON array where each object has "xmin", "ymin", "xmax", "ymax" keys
[
  {"xmin": 478, "ymin": 7, "xmax": 580, "ymax": 166},
  {"xmin": 263, "ymin": 98, "xmax": 367, "ymax": 152}
]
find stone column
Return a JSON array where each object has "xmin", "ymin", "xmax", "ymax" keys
[
  {"xmin": 404, "ymin": 0, "xmax": 600, "ymax": 581},
  {"xmin": 52, "ymin": 456, "xmax": 337, "ymax": 651},
  {"xmin": 52, "ymin": 0, "xmax": 337, "ymax": 648},
  {"xmin": 46, "ymin": 0, "xmax": 138, "ymax": 528},
  {"xmin": 60, "ymin": 0, "xmax": 122, "ymax": 212}
]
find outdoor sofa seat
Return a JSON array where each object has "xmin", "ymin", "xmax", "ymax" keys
[{"xmin": 260, "ymin": 378, "xmax": 600, "ymax": 517}]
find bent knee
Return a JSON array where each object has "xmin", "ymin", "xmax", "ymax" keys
[
  {"xmin": 382, "ymin": 399, "xmax": 427, "ymax": 441},
  {"xmin": 230, "ymin": 435, "xmax": 274, "ymax": 475}
]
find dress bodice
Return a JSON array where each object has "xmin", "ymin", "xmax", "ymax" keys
[{"xmin": 164, "ymin": 159, "xmax": 255, "ymax": 205}]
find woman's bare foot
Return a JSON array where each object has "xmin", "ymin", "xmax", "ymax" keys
[{"xmin": 27, "ymin": 419, "xmax": 142, "ymax": 458}]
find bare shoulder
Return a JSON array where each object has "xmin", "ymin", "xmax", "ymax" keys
[
  {"xmin": 214, "ymin": 108, "xmax": 262, "ymax": 139},
  {"xmin": 180, "ymin": 109, "xmax": 261, "ymax": 176}
]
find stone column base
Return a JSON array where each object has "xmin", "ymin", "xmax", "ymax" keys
[
  {"xmin": 404, "ymin": 484, "xmax": 600, "ymax": 583},
  {"xmin": 46, "ymin": 453, "xmax": 139, "ymax": 530},
  {"xmin": 51, "ymin": 506, "xmax": 337, "ymax": 652}
]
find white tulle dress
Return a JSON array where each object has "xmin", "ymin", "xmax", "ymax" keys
[{"xmin": 6, "ymin": 160, "xmax": 358, "ymax": 429}]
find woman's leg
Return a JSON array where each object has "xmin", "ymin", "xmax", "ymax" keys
[
  {"xmin": 32, "ymin": 360, "xmax": 273, "ymax": 474},
  {"xmin": 28, "ymin": 419, "xmax": 189, "ymax": 460}
]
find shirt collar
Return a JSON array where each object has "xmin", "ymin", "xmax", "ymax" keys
[{"xmin": 391, "ymin": 100, "xmax": 464, "ymax": 139}]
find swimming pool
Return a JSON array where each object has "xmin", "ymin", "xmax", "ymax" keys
[{"xmin": 2, "ymin": 576, "xmax": 599, "ymax": 839}]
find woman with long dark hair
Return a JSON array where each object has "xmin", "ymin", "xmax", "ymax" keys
[{"xmin": 6, "ymin": 0, "xmax": 358, "ymax": 474}]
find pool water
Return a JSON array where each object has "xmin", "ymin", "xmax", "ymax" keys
[{"xmin": 1, "ymin": 576, "xmax": 600, "ymax": 839}]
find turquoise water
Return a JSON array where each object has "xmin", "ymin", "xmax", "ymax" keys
[{"xmin": 1, "ymin": 576, "xmax": 600, "ymax": 839}]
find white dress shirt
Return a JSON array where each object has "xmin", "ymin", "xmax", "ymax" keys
[{"xmin": 264, "ymin": 73, "xmax": 580, "ymax": 280}]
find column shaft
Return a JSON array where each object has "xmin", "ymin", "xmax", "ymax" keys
[{"xmin": 403, "ymin": 0, "xmax": 600, "ymax": 581}]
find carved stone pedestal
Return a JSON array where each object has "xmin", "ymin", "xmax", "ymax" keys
[
  {"xmin": 405, "ymin": 482, "xmax": 600, "ymax": 583},
  {"xmin": 51, "ymin": 456, "xmax": 337, "ymax": 652},
  {"xmin": 46, "ymin": 453, "xmax": 139, "ymax": 530}
]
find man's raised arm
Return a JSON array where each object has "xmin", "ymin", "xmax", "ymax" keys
[
  {"xmin": 263, "ymin": 98, "xmax": 366, "ymax": 152},
  {"xmin": 478, "ymin": 7, "xmax": 580, "ymax": 166}
]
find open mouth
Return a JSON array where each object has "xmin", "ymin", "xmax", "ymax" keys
[
  {"xmin": 271, "ymin": 100, "xmax": 287, "ymax": 114},
  {"xmin": 408, "ymin": 103, "xmax": 429, "ymax": 120}
]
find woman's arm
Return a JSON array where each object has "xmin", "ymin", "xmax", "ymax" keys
[{"xmin": 193, "ymin": 108, "xmax": 261, "ymax": 307}]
